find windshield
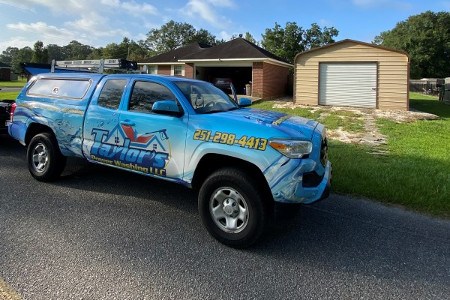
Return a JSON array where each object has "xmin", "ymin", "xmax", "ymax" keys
[{"xmin": 174, "ymin": 81, "xmax": 238, "ymax": 114}]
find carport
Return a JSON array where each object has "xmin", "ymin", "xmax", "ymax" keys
[{"xmin": 195, "ymin": 66, "xmax": 252, "ymax": 95}]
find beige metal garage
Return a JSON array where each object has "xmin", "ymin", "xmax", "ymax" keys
[{"xmin": 294, "ymin": 39, "xmax": 410, "ymax": 110}]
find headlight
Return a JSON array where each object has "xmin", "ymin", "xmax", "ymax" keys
[{"xmin": 269, "ymin": 139, "xmax": 312, "ymax": 158}]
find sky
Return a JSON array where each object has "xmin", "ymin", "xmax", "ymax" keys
[{"xmin": 0, "ymin": 0, "xmax": 449, "ymax": 53}]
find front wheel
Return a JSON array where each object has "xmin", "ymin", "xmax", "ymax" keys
[
  {"xmin": 198, "ymin": 168, "xmax": 269, "ymax": 248},
  {"xmin": 27, "ymin": 133, "xmax": 66, "ymax": 182}
]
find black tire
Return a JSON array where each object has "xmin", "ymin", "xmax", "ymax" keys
[
  {"xmin": 27, "ymin": 133, "xmax": 66, "ymax": 182},
  {"xmin": 198, "ymin": 167, "xmax": 269, "ymax": 248}
]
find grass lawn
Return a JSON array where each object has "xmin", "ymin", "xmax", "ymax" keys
[
  {"xmin": 0, "ymin": 77, "xmax": 27, "ymax": 88},
  {"xmin": 0, "ymin": 78, "xmax": 25, "ymax": 100},
  {"xmin": 0, "ymin": 91, "xmax": 20, "ymax": 100},
  {"xmin": 253, "ymin": 93, "xmax": 450, "ymax": 218}
]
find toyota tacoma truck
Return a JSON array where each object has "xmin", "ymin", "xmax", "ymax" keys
[{"xmin": 8, "ymin": 73, "xmax": 331, "ymax": 247}]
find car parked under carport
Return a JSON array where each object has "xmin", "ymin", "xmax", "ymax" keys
[{"xmin": 0, "ymin": 99, "xmax": 14, "ymax": 134}]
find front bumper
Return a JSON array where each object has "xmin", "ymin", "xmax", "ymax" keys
[{"xmin": 271, "ymin": 160, "xmax": 332, "ymax": 204}]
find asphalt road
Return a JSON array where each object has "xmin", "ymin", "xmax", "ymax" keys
[{"xmin": 1, "ymin": 133, "xmax": 449, "ymax": 299}]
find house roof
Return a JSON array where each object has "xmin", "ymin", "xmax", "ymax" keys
[
  {"xmin": 294, "ymin": 39, "xmax": 409, "ymax": 62},
  {"xmin": 0, "ymin": 62, "xmax": 11, "ymax": 69},
  {"xmin": 141, "ymin": 42, "xmax": 211, "ymax": 63},
  {"xmin": 139, "ymin": 38, "xmax": 292, "ymax": 67},
  {"xmin": 181, "ymin": 38, "xmax": 290, "ymax": 64}
]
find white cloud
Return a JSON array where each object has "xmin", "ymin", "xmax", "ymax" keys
[
  {"xmin": 318, "ymin": 19, "xmax": 333, "ymax": 27},
  {"xmin": 207, "ymin": 0, "xmax": 235, "ymax": 8},
  {"xmin": 352, "ymin": 0, "xmax": 412, "ymax": 9},
  {"xmin": 183, "ymin": 0, "xmax": 234, "ymax": 29},
  {"xmin": 0, "ymin": 0, "xmax": 88, "ymax": 14},
  {"xmin": 101, "ymin": 0, "xmax": 158, "ymax": 16},
  {"xmin": 0, "ymin": 0, "xmax": 35, "ymax": 11},
  {"xmin": 1, "ymin": 0, "xmax": 154, "ymax": 50},
  {"xmin": 122, "ymin": 1, "xmax": 158, "ymax": 16},
  {"xmin": 7, "ymin": 22, "xmax": 76, "ymax": 41},
  {"xmin": 0, "ymin": 37, "xmax": 35, "ymax": 52},
  {"xmin": 2, "ymin": 21, "xmax": 96, "ymax": 48},
  {"xmin": 218, "ymin": 30, "xmax": 232, "ymax": 41},
  {"xmin": 64, "ymin": 12, "xmax": 130, "ymax": 38}
]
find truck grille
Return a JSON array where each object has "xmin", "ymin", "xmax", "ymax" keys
[
  {"xmin": 320, "ymin": 137, "xmax": 328, "ymax": 167},
  {"xmin": 302, "ymin": 171, "xmax": 324, "ymax": 187}
]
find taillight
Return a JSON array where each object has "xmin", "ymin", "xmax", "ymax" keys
[{"xmin": 10, "ymin": 102, "xmax": 16, "ymax": 122}]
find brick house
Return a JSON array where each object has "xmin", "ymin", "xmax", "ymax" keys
[{"xmin": 138, "ymin": 38, "xmax": 292, "ymax": 99}]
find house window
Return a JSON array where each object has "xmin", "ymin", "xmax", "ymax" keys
[
  {"xmin": 147, "ymin": 65, "xmax": 157, "ymax": 74},
  {"xmin": 172, "ymin": 65, "xmax": 184, "ymax": 76}
]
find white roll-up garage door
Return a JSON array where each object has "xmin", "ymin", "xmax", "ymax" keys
[{"xmin": 319, "ymin": 63, "xmax": 377, "ymax": 108}]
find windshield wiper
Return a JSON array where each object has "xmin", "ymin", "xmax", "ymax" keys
[{"xmin": 226, "ymin": 107, "xmax": 239, "ymax": 112}]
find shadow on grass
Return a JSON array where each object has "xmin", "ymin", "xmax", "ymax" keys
[{"xmin": 410, "ymin": 96, "xmax": 450, "ymax": 119}]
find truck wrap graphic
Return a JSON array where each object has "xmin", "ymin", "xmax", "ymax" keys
[{"xmin": 89, "ymin": 125, "xmax": 170, "ymax": 176}]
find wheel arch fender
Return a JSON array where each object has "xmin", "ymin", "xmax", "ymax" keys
[
  {"xmin": 25, "ymin": 122, "xmax": 56, "ymax": 146},
  {"xmin": 191, "ymin": 153, "xmax": 273, "ymax": 203}
]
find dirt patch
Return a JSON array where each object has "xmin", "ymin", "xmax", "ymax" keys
[{"xmin": 271, "ymin": 99, "xmax": 439, "ymax": 152}]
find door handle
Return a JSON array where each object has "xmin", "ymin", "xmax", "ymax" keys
[{"xmin": 120, "ymin": 120, "xmax": 135, "ymax": 126}]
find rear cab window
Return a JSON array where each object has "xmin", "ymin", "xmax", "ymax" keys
[
  {"xmin": 27, "ymin": 78, "xmax": 91, "ymax": 99},
  {"xmin": 97, "ymin": 79, "xmax": 127, "ymax": 110}
]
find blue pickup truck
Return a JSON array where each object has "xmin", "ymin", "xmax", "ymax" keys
[{"xmin": 8, "ymin": 73, "xmax": 331, "ymax": 247}]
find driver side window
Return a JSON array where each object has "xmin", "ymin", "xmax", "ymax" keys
[{"xmin": 128, "ymin": 81, "xmax": 177, "ymax": 114}]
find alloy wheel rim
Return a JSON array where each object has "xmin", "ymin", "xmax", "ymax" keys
[
  {"xmin": 209, "ymin": 187, "xmax": 249, "ymax": 234},
  {"xmin": 32, "ymin": 142, "xmax": 49, "ymax": 173}
]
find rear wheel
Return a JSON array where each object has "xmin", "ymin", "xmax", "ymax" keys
[
  {"xmin": 198, "ymin": 168, "xmax": 269, "ymax": 248},
  {"xmin": 27, "ymin": 133, "xmax": 66, "ymax": 182}
]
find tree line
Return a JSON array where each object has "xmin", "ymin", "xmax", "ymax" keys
[
  {"xmin": 0, "ymin": 20, "xmax": 338, "ymax": 74},
  {"xmin": 373, "ymin": 11, "xmax": 450, "ymax": 79},
  {"xmin": 1, "ymin": 11, "xmax": 449, "ymax": 78}
]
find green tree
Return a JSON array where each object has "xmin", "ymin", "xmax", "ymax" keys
[
  {"xmin": 32, "ymin": 41, "xmax": 48, "ymax": 63},
  {"xmin": 86, "ymin": 47, "xmax": 104, "ymax": 59},
  {"xmin": 261, "ymin": 22, "xmax": 304, "ymax": 63},
  {"xmin": 230, "ymin": 32, "xmax": 258, "ymax": 45},
  {"xmin": 373, "ymin": 11, "xmax": 450, "ymax": 78},
  {"xmin": 188, "ymin": 28, "xmax": 217, "ymax": 46},
  {"xmin": 0, "ymin": 47, "xmax": 19, "ymax": 65},
  {"xmin": 46, "ymin": 44, "xmax": 65, "ymax": 62},
  {"xmin": 304, "ymin": 23, "xmax": 339, "ymax": 49},
  {"xmin": 102, "ymin": 37, "xmax": 152, "ymax": 61},
  {"xmin": 63, "ymin": 40, "xmax": 94, "ymax": 60},
  {"xmin": 145, "ymin": 20, "xmax": 217, "ymax": 54},
  {"xmin": 127, "ymin": 40, "xmax": 153, "ymax": 61},
  {"xmin": 261, "ymin": 22, "xmax": 338, "ymax": 63},
  {"xmin": 103, "ymin": 39, "xmax": 129, "ymax": 59},
  {"xmin": 244, "ymin": 32, "xmax": 258, "ymax": 45},
  {"xmin": 11, "ymin": 46, "xmax": 33, "ymax": 74}
]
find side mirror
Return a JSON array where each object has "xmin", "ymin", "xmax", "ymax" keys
[
  {"xmin": 152, "ymin": 100, "xmax": 182, "ymax": 116},
  {"xmin": 238, "ymin": 97, "xmax": 252, "ymax": 107}
]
